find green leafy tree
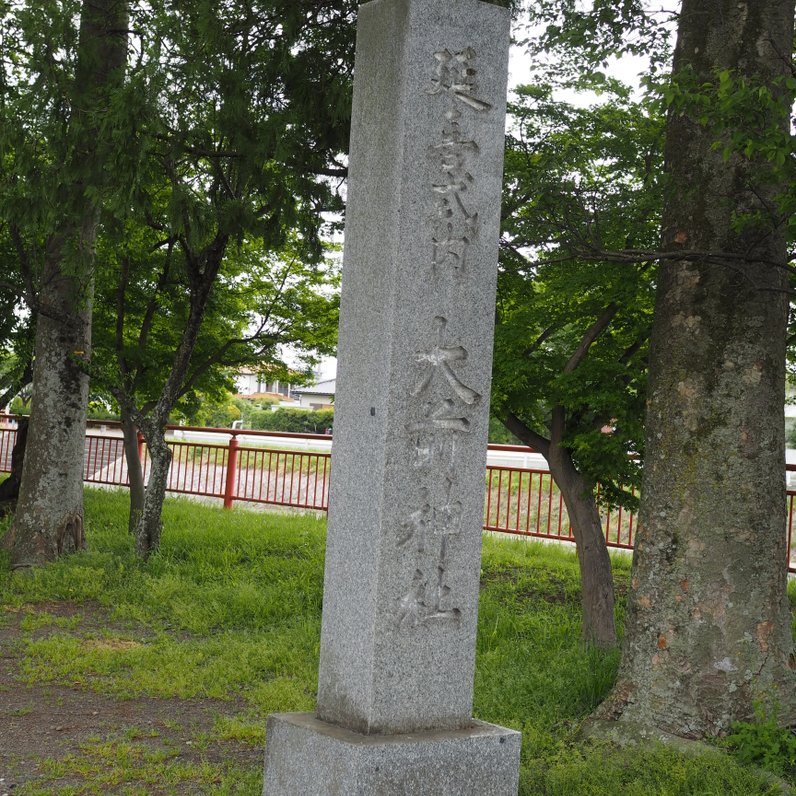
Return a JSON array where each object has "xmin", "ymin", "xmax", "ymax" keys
[
  {"xmin": 1, "ymin": 0, "xmax": 128, "ymax": 566},
  {"xmin": 69, "ymin": 0, "xmax": 353, "ymax": 557},
  {"xmin": 189, "ymin": 398, "xmax": 241, "ymax": 430},
  {"xmin": 514, "ymin": 3, "xmax": 796, "ymax": 719},
  {"xmin": 494, "ymin": 82, "xmax": 662, "ymax": 646},
  {"xmin": 0, "ymin": 222, "xmax": 34, "ymax": 409},
  {"xmin": 92, "ymin": 223, "xmax": 339, "ymax": 545}
]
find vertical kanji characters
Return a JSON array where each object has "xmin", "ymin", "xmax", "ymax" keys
[
  {"xmin": 427, "ymin": 47, "xmax": 493, "ymax": 112},
  {"xmin": 394, "ymin": 44, "xmax": 493, "ymax": 631}
]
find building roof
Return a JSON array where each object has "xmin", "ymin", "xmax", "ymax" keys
[
  {"xmin": 295, "ymin": 378, "xmax": 336, "ymax": 396},
  {"xmin": 235, "ymin": 365, "xmax": 304, "ymax": 380}
]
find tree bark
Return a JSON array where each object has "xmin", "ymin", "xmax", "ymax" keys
[
  {"xmin": 120, "ymin": 410, "xmax": 145, "ymax": 536},
  {"xmin": 134, "ymin": 420, "xmax": 172, "ymax": 560},
  {"xmin": 503, "ymin": 411, "xmax": 617, "ymax": 647},
  {"xmin": 0, "ymin": 417, "xmax": 29, "ymax": 515},
  {"xmin": 4, "ymin": 0, "xmax": 128, "ymax": 567},
  {"xmin": 4, "ymin": 252, "xmax": 92, "ymax": 563},
  {"xmin": 547, "ymin": 443, "xmax": 616, "ymax": 648},
  {"xmin": 596, "ymin": 0, "xmax": 796, "ymax": 736}
]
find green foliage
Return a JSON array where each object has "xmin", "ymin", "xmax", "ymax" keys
[
  {"xmin": 720, "ymin": 707, "xmax": 796, "ymax": 777},
  {"xmin": 528, "ymin": 741, "xmax": 787, "ymax": 795},
  {"xmin": 8, "ymin": 395, "xmax": 29, "ymax": 415},
  {"xmin": 495, "ymin": 80, "xmax": 662, "ymax": 505},
  {"xmin": 86, "ymin": 400, "xmax": 119, "ymax": 422},
  {"xmin": 2, "ymin": 0, "xmax": 348, "ymax": 459},
  {"xmin": 489, "ymin": 414, "xmax": 521, "ymax": 444},
  {"xmin": 786, "ymin": 419, "xmax": 796, "ymax": 449},
  {"xmin": 516, "ymin": 0, "xmax": 673, "ymax": 81},
  {"xmin": 247, "ymin": 407, "xmax": 334, "ymax": 434},
  {"xmin": 188, "ymin": 397, "xmax": 241, "ymax": 429},
  {"xmin": 657, "ymin": 63, "xmax": 796, "ymax": 248},
  {"xmin": 92, "ymin": 227, "xmax": 340, "ymax": 426},
  {"xmin": 11, "ymin": 394, "xmax": 117, "ymax": 421}
]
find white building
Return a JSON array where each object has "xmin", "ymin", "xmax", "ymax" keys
[
  {"xmin": 235, "ymin": 368, "xmax": 296, "ymax": 399},
  {"xmin": 294, "ymin": 378, "xmax": 335, "ymax": 409}
]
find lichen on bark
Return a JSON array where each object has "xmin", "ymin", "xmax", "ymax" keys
[{"xmin": 595, "ymin": 0, "xmax": 796, "ymax": 737}]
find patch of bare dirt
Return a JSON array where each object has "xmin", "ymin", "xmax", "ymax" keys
[{"xmin": 0, "ymin": 601, "xmax": 263, "ymax": 791}]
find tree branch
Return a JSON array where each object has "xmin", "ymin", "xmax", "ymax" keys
[
  {"xmin": 9, "ymin": 224, "xmax": 37, "ymax": 306},
  {"xmin": 564, "ymin": 303, "xmax": 619, "ymax": 374},
  {"xmin": 523, "ymin": 324, "xmax": 556, "ymax": 359},
  {"xmin": 501, "ymin": 411, "xmax": 551, "ymax": 458},
  {"xmin": 116, "ymin": 256, "xmax": 130, "ymax": 380},
  {"xmin": 0, "ymin": 359, "xmax": 33, "ymax": 411}
]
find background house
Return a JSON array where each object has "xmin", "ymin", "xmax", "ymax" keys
[
  {"xmin": 293, "ymin": 378, "xmax": 335, "ymax": 409},
  {"xmin": 235, "ymin": 368, "xmax": 298, "ymax": 401}
]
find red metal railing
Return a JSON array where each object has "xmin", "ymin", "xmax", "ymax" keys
[
  {"xmin": 0, "ymin": 423, "xmax": 15, "ymax": 472},
  {"xmin": 1, "ymin": 414, "xmax": 794, "ymax": 571},
  {"xmin": 483, "ymin": 465, "xmax": 638, "ymax": 550}
]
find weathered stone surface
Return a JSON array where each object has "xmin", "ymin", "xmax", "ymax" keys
[
  {"xmin": 263, "ymin": 0, "xmax": 516, "ymax": 791},
  {"xmin": 263, "ymin": 713, "xmax": 521, "ymax": 796},
  {"xmin": 316, "ymin": 0, "xmax": 511, "ymax": 736}
]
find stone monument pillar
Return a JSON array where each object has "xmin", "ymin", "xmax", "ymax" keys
[{"xmin": 263, "ymin": 0, "xmax": 520, "ymax": 792}]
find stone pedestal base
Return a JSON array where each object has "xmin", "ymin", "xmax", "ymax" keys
[{"xmin": 263, "ymin": 712, "xmax": 521, "ymax": 795}]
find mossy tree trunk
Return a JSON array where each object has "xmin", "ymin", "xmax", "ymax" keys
[
  {"xmin": 596, "ymin": 0, "xmax": 796, "ymax": 736},
  {"xmin": 3, "ymin": 0, "xmax": 128, "ymax": 567},
  {"xmin": 5, "ymin": 254, "xmax": 93, "ymax": 564}
]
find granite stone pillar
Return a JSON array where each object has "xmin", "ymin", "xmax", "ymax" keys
[{"xmin": 263, "ymin": 0, "xmax": 519, "ymax": 792}]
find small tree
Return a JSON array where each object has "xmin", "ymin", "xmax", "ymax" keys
[
  {"xmin": 78, "ymin": 0, "xmax": 353, "ymax": 556},
  {"xmin": 92, "ymin": 229, "xmax": 339, "ymax": 552},
  {"xmin": 494, "ymin": 83, "xmax": 662, "ymax": 647}
]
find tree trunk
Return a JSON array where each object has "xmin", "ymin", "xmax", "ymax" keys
[
  {"xmin": 596, "ymin": 0, "xmax": 796, "ymax": 736},
  {"xmin": 0, "ymin": 417, "xmax": 29, "ymax": 515},
  {"xmin": 4, "ymin": 257, "xmax": 92, "ymax": 564},
  {"xmin": 116, "ymin": 236, "xmax": 229, "ymax": 559},
  {"xmin": 4, "ymin": 0, "xmax": 128, "ymax": 567},
  {"xmin": 548, "ymin": 443, "xmax": 616, "ymax": 648},
  {"xmin": 120, "ymin": 411, "xmax": 145, "ymax": 536},
  {"xmin": 134, "ymin": 422, "xmax": 172, "ymax": 559},
  {"xmin": 502, "ymin": 411, "xmax": 617, "ymax": 647}
]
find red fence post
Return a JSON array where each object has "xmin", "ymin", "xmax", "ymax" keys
[
  {"xmin": 223, "ymin": 435, "xmax": 239, "ymax": 509},
  {"xmin": 136, "ymin": 431, "xmax": 145, "ymax": 463}
]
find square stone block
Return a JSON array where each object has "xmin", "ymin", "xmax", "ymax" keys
[{"xmin": 263, "ymin": 712, "xmax": 521, "ymax": 795}]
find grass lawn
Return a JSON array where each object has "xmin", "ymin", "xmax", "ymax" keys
[{"xmin": 0, "ymin": 487, "xmax": 794, "ymax": 794}]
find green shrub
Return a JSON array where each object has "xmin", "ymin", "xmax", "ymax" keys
[
  {"xmin": 194, "ymin": 401, "xmax": 241, "ymax": 429},
  {"xmin": 87, "ymin": 400, "xmax": 120, "ymax": 421},
  {"xmin": 248, "ymin": 407, "xmax": 333, "ymax": 434},
  {"xmin": 721, "ymin": 707, "xmax": 796, "ymax": 776}
]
